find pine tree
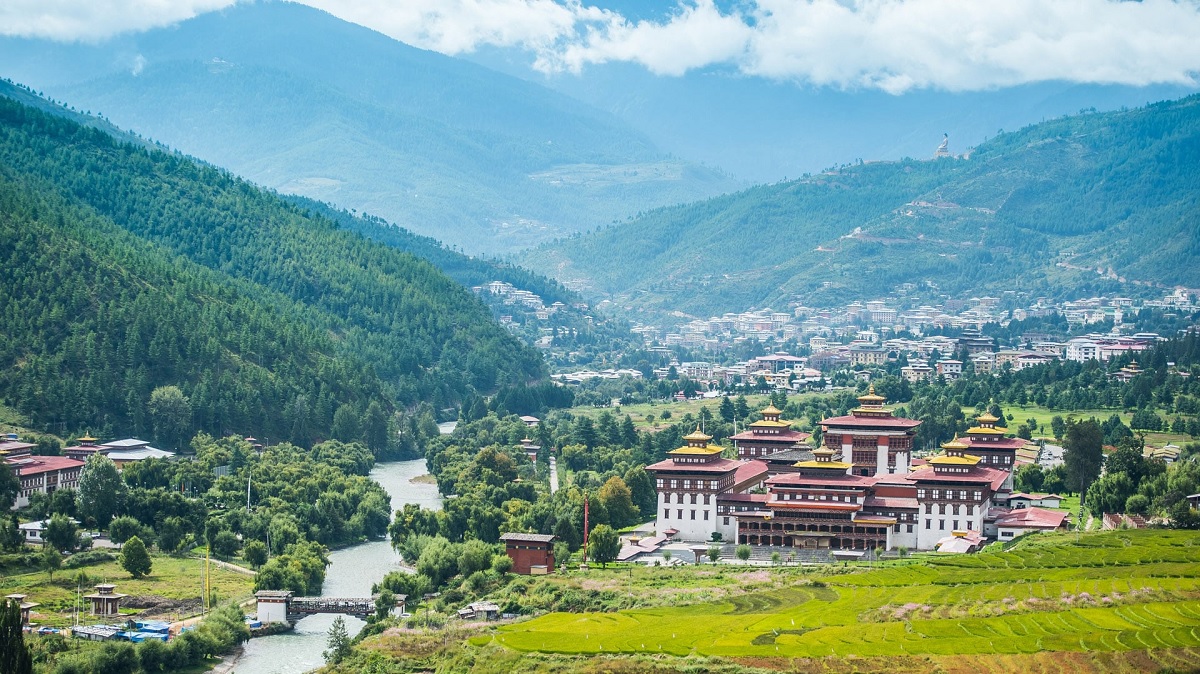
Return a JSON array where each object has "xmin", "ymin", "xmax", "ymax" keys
[
  {"xmin": 0, "ymin": 598, "xmax": 33, "ymax": 674},
  {"xmin": 324, "ymin": 616, "xmax": 351, "ymax": 663}
]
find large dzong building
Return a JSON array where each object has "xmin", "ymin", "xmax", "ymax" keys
[{"xmin": 649, "ymin": 391, "xmax": 1045, "ymax": 552}]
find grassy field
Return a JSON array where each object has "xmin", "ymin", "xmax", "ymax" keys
[
  {"xmin": 1, "ymin": 553, "xmax": 255, "ymax": 627},
  {"xmin": 567, "ymin": 395, "xmax": 774, "ymax": 430},
  {"xmin": 488, "ymin": 529, "xmax": 1200, "ymax": 662},
  {"xmin": 972, "ymin": 403, "xmax": 1195, "ymax": 447}
]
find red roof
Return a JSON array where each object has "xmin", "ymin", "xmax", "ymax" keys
[
  {"xmin": 7, "ymin": 456, "xmax": 85, "ymax": 476},
  {"xmin": 821, "ymin": 414, "xmax": 921, "ymax": 429},
  {"xmin": 994, "ymin": 507, "xmax": 1067, "ymax": 529},
  {"xmin": 733, "ymin": 460, "xmax": 769, "ymax": 486},
  {"xmin": 768, "ymin": 501, "xmax": 861, "ymax": 511},
  {"xmin": 645, "ymin": 457, "xmax": 743, "ymax": 474},
  {"xmin": 907, "ymin": 465, "xmax": 1008, "ymax": 491},
  {"xmin": 767, "ymin": 472, "xmax": 878, "ymax": 487},
  {"xmin": 730, "ymin": 429, "xmax": 812, "ymax": 442},
  {"xmin": 864, "ymin": 496, "xmax": 919, "ymax": 509}
]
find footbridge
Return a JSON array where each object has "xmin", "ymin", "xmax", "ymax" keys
[{"xmin": 255, "ymin": 591, "xmax": 405, "ymax": 625}]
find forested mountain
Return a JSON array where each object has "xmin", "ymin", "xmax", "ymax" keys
[
  {"xmin": 0, "ymin": 93, "xmax": 545, "ymax": 443},
  {"xmin": 526, "ymin": 95, "xmax": 1200, "ymax": 316},
  {"xmin": 0, "ymin": 1, "xmax": 735, "ymax": 254}
]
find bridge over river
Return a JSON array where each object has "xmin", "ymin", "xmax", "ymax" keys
[{"xmin": 255, "ymin": 591, "xmax": 404, "ymax": 625}]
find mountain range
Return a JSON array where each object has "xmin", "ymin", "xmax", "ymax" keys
[
  {"xmin": 0, "ymin": 1, "xmax": 735, "ymax": 254},
  {"xmin": 0, "ymin": 88, "xmax": 545, "ymax": 444},
  {"xmin": 523, "ymin": 94, "xmax": 1200, "ymax": 317}
]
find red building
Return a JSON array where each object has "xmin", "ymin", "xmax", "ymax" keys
[
  {"xmin": 6, "ymin": 455, "xmax": 85, "ymax": 509},
  {"xmin": 820, "ymin": 386, "xmax": 921, "ymax": 477},
  {"xmin": 730, "ymin": 405, "xmax": 811, "ymax": 460},
  {"xmin": 499, "ymin": 533, "xmax": 556, "ymax": 574}
]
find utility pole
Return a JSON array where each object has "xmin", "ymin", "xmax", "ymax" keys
[{"xmin": 581, "ymin": 494, "xmax": 589, "ymax": 568}]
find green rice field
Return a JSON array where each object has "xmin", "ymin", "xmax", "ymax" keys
[{"xmin": 489, "ymin": 530, "xmax": 1200, "ymax": 660}]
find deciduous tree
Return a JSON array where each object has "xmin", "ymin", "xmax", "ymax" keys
[{"xmin": 120, "ymin": 535, "xmax": 153, "ymax": 578}]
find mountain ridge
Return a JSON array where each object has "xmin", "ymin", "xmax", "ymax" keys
[
  {"xmin": 523, "ymin": 94, "xmax": 1200, "ymax": 317},
  {"xmin": 0, "ymin": 1, "xmax": 737, "ymax": 253}
]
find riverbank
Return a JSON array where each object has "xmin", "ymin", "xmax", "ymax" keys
[{"xmin": 230, "ymin": 458, "xmax": 443, "ymax": 674}]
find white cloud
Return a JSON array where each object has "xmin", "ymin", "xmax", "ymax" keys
[
  {"xmin": 0, "ymin": 0, "xmax": 236, "ymax": 43},
  {"xmin": 4, "ymin": 0, "xmax": 1200, "ymax": 92}
]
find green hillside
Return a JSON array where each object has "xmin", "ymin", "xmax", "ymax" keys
[
  {"xmin": 526, "ymin": 95, "xmax": 1200, "ymax": 315},
  {"xmin": 0, "ymin": 2, "xmax": 736, "ymax": 253},
  {"xmin": 0, "ymin": 93, "xmax": 544, "ymax": 443}
]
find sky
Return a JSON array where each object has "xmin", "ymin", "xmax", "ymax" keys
[{"xmin": 3, "ymin": 0, "xmax": 1200, "ymax": 94}]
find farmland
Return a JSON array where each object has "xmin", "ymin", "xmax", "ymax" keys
[{"xmin": 489, "ymin": 530, "xmax": 1200, "ymax": 663}]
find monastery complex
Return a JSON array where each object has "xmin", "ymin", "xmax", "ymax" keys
[{"xmin": 646, "ymin": 388, "xmax": 1065, "ymax": 554}]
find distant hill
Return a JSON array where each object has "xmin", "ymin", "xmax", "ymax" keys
[
  {"xmin": 524, "ymin": 95, "xmax": 1200, "ymax": 316},
  {"xmin": 0, "ymin": 92, "xmax": 545, "ymax": 443},
  {"xmin": 0, "ymin": 2, "xmax": 735, "ymax": 254}
]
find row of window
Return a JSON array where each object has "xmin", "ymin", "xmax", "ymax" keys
[
  {"xmin": 656, "ymin": 478, "xmax": 722, "ymax": 490},
  {"xmin": 662, "ymin": 492, "xmax": 712, "ymax": 505},
  {"xmin": 916, "ymin": 489, "xmax": 983, "ymax": 500},
  {"xmin": 925, "ymin": 519, "xmax": 974, "ymax": 531},
  {"xmin": 925, "ymin": 503, "xmax": 975, "ymax": 516},
  {"xmin": 778, "ymin": 492, "xmax": 859, "ymax": 503},
  {"xmin": 662, "ymin": 509, "xmax": 710, "ymax": 521}
]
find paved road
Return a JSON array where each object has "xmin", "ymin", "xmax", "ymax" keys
[{"xmin": 549, "ymin": 456, "xmax": 559, "ymax": 493}]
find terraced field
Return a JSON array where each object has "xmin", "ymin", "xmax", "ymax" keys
[{"xmin": 491, "ymin": 530, "xmax": 1200, "ymax": 661}]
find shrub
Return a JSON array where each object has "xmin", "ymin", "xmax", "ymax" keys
[
  {"xmin": 735, "ymin": 545, "xmax": 751, "ymax": 561},
  {"xmin": 63, "ymin": 550, "xmax": 115, "ymax": 568}
]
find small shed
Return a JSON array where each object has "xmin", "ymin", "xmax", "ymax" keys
[
  {"xmin": 5, "ymin": 594, "xmax": 39, "ymax": 625},
  {"xmin": 458, "ymin": 601, "xmax": 500, "ymax": 621},
  {"xmin": 499, "ymin": 532, "xmax": 556, "ymax": 574},
  {"xmin": 83, "ymin": 584, "xmax": 128, "ymax": 617},
  {"xmin": 72, "ymin": 625, "xmax": 122, "ymax": 641}
]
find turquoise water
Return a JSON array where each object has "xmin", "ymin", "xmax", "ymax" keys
[{"xmin": 232, "ymin": 459, "xmax": 442, "ymax": 673}]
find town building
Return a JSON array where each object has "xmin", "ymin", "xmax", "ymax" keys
[
  {"xmin": 499, "ymin": 533, "xmax": 556, "ymax": 574},
  {"xmin": 6, "ymin": 455, "xmax": 85, "ymax": 509},
  {"xmin": 18, "ymin": 518, "xmax": 80, "ymax": 544},
  {"xmin": 819, "ymin": 387, "xmax": 921, "ymax": 477},
  {"xmin": 936, "ymin": 359, "xmax": 962, "ymax": 381},
  {"xmin": 730, "ymin": 405, "xmax": 811, "ymax": 460},
  {"xmin": 901, "ymin": 363, "xmax": 934, "ymax": 382}
]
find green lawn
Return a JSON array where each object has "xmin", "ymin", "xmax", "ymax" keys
[
  {"xmin": 1, "ymin": 553, "xmax": 255, "ymax": 627},
  {"xmin": 970, "ymin": 403, "xmax": 1195, "ymax": 447},
  {"xmin": 490, "ymin": 529, "xmax": 1200, "ymax": 659}
]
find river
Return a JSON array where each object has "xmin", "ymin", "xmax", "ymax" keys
[{"xmin": 232, "ymin": 458, "xmax": 443, "ymax": 673}]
